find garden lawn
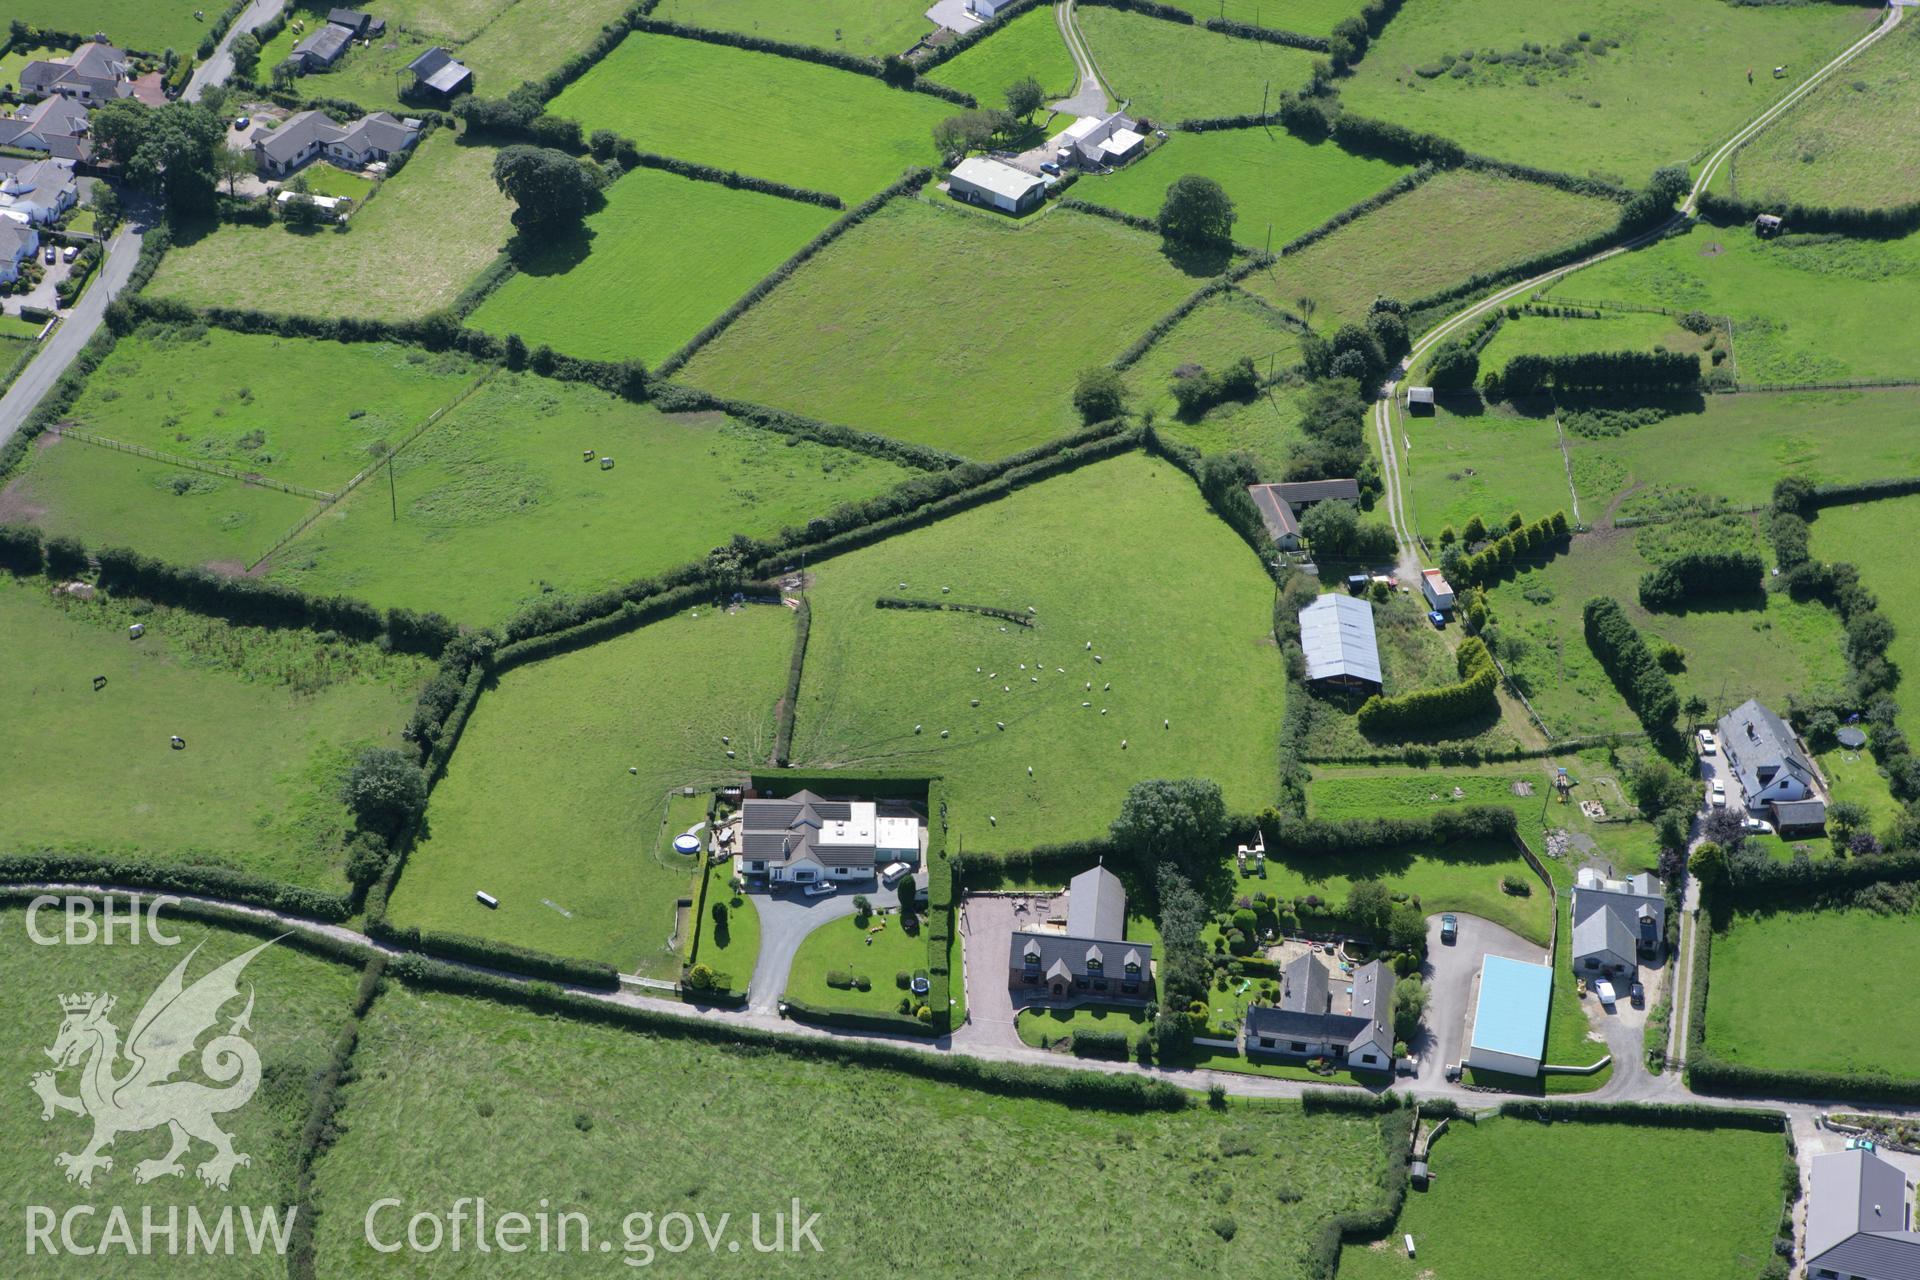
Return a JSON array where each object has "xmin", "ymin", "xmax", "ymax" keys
[
  {"xmin": 1551, "ymin": 221, "xmax": 1920, "ymax": 385},
  {"xmin": 1493, "ymin": 527, "xmax": 1848, "ymax": 741},
  {"xmin": 681, "ymin": 201, "xmax": 1202, "ymax": 458},
  {"xmin": 1079, "ymin": 6, "xmax": 1321, "ymax": 122},
  {"xmin": 1236, "ymin": 836, "xmax": 1551, "ymax": 945},
  {"xmin": 63, "ymin": 325, "xmax": 480, "ymax": 494},
  {"xmin": 1123, "ymin": 287, "xmax": 1300, "ymax": 420},
  {"xmin": 1017, "ymin": 1001, "xmax": 1150, "ymax": 1048},
  {"xmin": 386, "ymin": 606, "xmax": 794, "ymax": 974},
  {"xmin": 0, "ymin": 576, "xmax": 428, "ymax": 890},
  {"xmin": 1309, "ymin": 770, "xmax": 1532, "ymax": 820},
  {"xmin": 1336, "ymin": 1115, "xmax": 1784, "ymax": 1280},
  {"xmin": 1816, "ymin": 743, "xmax": 1900, "ymax": 832},
  {"xmin": 1564, "ymin": 389, "xmax": 1920, "ymax": 516},
  {"xmin": 652, "ymin": 0, "xmax": 934, "ymax": 57},
  {"xmin": 7, "ymin": 2, "xmax": 207, "ymax": 54},
  {"xmin": 0, "ymin": 433, "xmax": 319, "ymax": 571},
  {"xmin": 311, "ymin": 981, "xmax": 1392, "ymax": 1275},
  {"xmin": 1085, "ymin": 129, "xmax": 1412, "ymax": 251},
  {"xmin": 0, "ymin": 45, "xmax": 59, "ymax": 92},
  {"xmin": 1249, "ymin": 169, "xmax": 1621, "ymax": 326},
  {"xmin": 148, "ymin": 133, "xmax": 513, "ymax": 321},
  {"xmin": 790, "ymin": 452, "xmax": 1285, "ymax": 853},
  {"xmin": 1707, "ymin": 906, "xmax": 1920, "ymax": 1078},
  {"xmin": 1731, "ymin": 16, "xmax": 1920, "ymax": 211},
  {"xmin": 1476, "ymin": 308, "xmax": 1719, "ymax": 372},
  {"xmin": 927, "ymin": 5, "xmax": 1080, "ymax": 105},
  {"xmin": 1812, "ymin": 495, "xmax": 1920, "ymax": 746},
  {"xmin": 467, "ymin": 165, "xmax": 836, "ymax": 365},
  {"xmin": 1341, "ymin": 0, "xmax": 1877, "ymax": 185},
  {"xmin": 0, "ymin": 906, "xmax": 362, "ymax": 1276},
  {"xmin": 1399, "ymin": 399, "xmax": 1575, "ymax": 546},
  {"xmin": 785, "ymin": 908, "xmax": 927, "ymax": 1012},
  {"xmin": 545, "ymin": 33, "xmax": 950, "ymax": 201},
  {"xmin": 687, "ymin": 855, "xmax": 759, "ymax": 987},
  {"xmin": 295, "ymin": 165, "xmax": 376, "ymax": 201},
  {"xmin": 1159, "ymin": 0, "xmax": 1362, "ymax": 36},
  {"xmin": 262, "ymin": 375, "xmax": 913, "ymax": 626}
]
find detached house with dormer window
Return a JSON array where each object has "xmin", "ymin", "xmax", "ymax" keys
[
  {"xmin": 1570, "ymin": 867, "xmax": 1665, "ymax": 980},
  {"xmin": 1718, "ymin": 697, "xmax": 1827, "ymax": 831},
  {"xmin": 736, "ymin": 790, "xmax": 921, "ymax": 885},
  {"xmin": 1008, "ymin": 864, "xmax": 1153, "ymax": 1001}
]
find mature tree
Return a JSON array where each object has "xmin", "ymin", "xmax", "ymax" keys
[
  {"xmin": 230, "ymin": 30, "xmax": 261, "ymax": 80},
  {"xmin": 491, "ymin": 144, "xmax": 598, "ymax": 228},
  {"xmin": 280, "ymin": 191, "xmax": 329, "ymax": 228},
  {"xmin": 1427, "ymin": 339, "xmax": 1478, "ymax": 389},
  {"xmin": 1690, "ymin": 840, "xmax": 1728, "ymax": 892},
  {"xmin": 1154, "ymin": 864, "xmax": 1212, "ymax": 1047},
  {"xmin": 1390, "ymin": 975, "xmax": 1429, "ymax": 1042},
  {"xmin": 1345, "ymin": 879, "xmax": 1392, "ymax": 935},
  {"xmin": 1072, "ymin": 365, "xmax": 1127, "ymax": 424},
  {"xmin": 1157, "ymin": 173, "xmax": 1235, "ymax": 246},
  {"xmin": 1388, "ymin": 904, "xmax": 1427, "ymax": 955},
  {"xmin": 1628, "ymin": 756, "xmax": 1694, "ymax": 826},
  {"xmin": 1004, "ymin": 75, "xmax": 1045, "ymax": 119},
  {"xmin": 340, "ymin": 748, "xmax": 428, "ymax": 836},
  {"xmin": 344, "ymin": 832, "xmax": 390, "ymax": 890},
  {"xmin": 92, "ymin": 100, "xmax": 224, "ymax": 214},
  {"xmin": 1299, "ymin": 498, "xmax": 1360, "ymax": 553},
  {"xmin": 932, "ymin": 108, "xmax": 1004, "ymax": 155},
  {"xmin": 213, "ymin": 142, "xmax": 251, "ymax": 197},
  {"xmin": 1330, "ymin": 322, "xmax": 1385, "ymax": 383},
  {"xmin": 1111, "ymin": 778, "xmax": 1228, "ymax": 880}
]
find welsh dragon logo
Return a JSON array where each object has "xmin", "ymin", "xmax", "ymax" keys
[{"xmin": 30, "ymin": 937, "xmax": 279, "ymax": 1191}]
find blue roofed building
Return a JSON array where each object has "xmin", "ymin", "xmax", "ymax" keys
[{"xmin": 1465, "ymin": 954, "xmax": 1552, "ymax": 1077}]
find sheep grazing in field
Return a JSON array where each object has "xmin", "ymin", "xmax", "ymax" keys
[
  {"xmin": 914, "ymin": 724, "xmax": 922, "ymax": 734},
  {"xmin": 1164, "ymin": 719, "xmax": 1170, "ymax": 729},
  {"xmin": 1026, "ymin": 766, "xmax": 1033, "ymax": 776},
  {"xmin": 996, "ymin": 721, "xmax": 1005, "ymax": 730},
  {"xmin": 1120, "ymin": 739, "xmax": 1128, "ymax": 749}
]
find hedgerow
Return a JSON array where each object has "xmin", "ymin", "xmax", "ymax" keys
[
  {"xmin": 1583, "ymin": 596, "xmax": 1678, "ymax": 730},
  {"xmin": 1355, "ymin": 635, "xmax": 1499, "ymax": 733}
]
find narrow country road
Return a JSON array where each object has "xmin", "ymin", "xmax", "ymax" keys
[
  {"xmin": 1369, "ymin": 1, "xmax": 1905, "ymax": 563},
  {"xmin": 186, "ymin": 0, "xmax": 286, "ymax": 103},
  {"xmin": 1050, "ymin": 0, "xmax": 1110, "ymax": 118},
  {"xmin": 0, "ymin": 214, "xmax": 148, "ymax": 451}
]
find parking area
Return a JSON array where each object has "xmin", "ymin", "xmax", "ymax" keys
[{"xmin": 1417, "ymin": 911, "xmax": 1549, "ymax": 1086}]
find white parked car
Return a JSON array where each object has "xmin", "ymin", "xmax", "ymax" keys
[
  {"xmin": 1741, "ymin": 817, "xmax": 1775, "ymax": 836},
  {"xmin": 62, "ymin": 245, "xmax": 78, "ymax": 263},
  {"xmin": 802, "ymin": 882, "xmax": 837, "ymax": 898},
  {"xmin": 879, "ymin": 861, "xmax": 911, "ymax": 887},
  {"xmin": 1708, "ymin": 780, "xmax": 1727, "ymax": 807},
  {"xmin": 1698, "ymin": 728, "xmax": 1718, "ymax": 755},
  {"xmin": 1595, "ymin": 980, "xmax": 1618, "ymax": 1007}
]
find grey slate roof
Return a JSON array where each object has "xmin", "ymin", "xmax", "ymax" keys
[
  {"xmin": 1265, "ymin": 478, "xmax": 1360, "ymax": 504},
  {"xmin": 409, "ymin": 46, "xmax": 472, "ymax": 94},
  {"xmin": 1011, "ymin": 931, "xmax": 1150, "ymax": 983},
  {"xmin": 1245, "ymin": 956, "xmax": 1393, "ymax": 1052},
  {"xmin": 338, "ymin": 111, "xmax": 418, "ymax": 154},
  {"xmin": 1066, "ymin": 864, "xmax": 1127, "ymax": 941},
  {"xmin": 293, "ymin": 23, "xmax": 353, "ymax": 65},
  {"xmin": 1570, "ymin": 871, "xmax": 1664, "ymax": 964},
  {"xmin": 1807, "ymin": 1148, "xmax": 1920, "ymax": 1280},
  {"xmin": 1718, "ymin": 697, "xmax": 1817, "ymax": 798},
  {"xmin": 1299, "ymin": 594, "xmax": 1382, "ymax": 686},
  {"xmin": 1772, "ymin": 798, "xmax": 1829, "ymax": 830},
  {"xmin": 255, "ymin": 110, "xmax": 338, "ymax": 165},
  {"xmin": 1571, "ymin": 907, "xmax": 1634, "ymax": 967},
  {"xmin": 0, "ymin": 221, "xmax": 38, "ymax": 261},
  {"xmin": 1248, "ymin": 484, "xmax": 1301, "ymax": 540},
  {"xmin": 738, "ymin": 789, "xmax": 872, "ymax": 869}
]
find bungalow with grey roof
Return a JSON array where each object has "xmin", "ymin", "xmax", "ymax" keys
[
  {"xmin": 1570, "ymin": 866, "xmax": 1664, "ymax": 980},
  {"xmin": 0, "ymin": 96, "xmax": 92, "ymax": 161},
  {"xmin": 1008, "ymin": 864, "xmax": 1153, "ymax": 1001},
  {"xmin": 252, "ymin": 110, "xmax": 421, "ymax": 179},
  {"xmin": 19, "ymin": 42, "xmax": 132, "ymax": 103},
  {"xmin": 1807, "ymin": 1147, "xmax": 1920, "ymax": 1280},
  {"xmin": 1718, "ymin": 697, "xmax": 1826, "ymax": 831},
  {"xmin": 737, "ymin": 790, "xmax": 921, "ymax": 885},
  {"xmin": 1245, "ymin": 954, "xmax": 1396, "ymax": 1070},
  {"xmin": 0, "ymin": 220, "xmax": 40, "ymax": 285},
  {"xmin": 0, "ymin": 158, "xmax": 79, "ymax": 226}
]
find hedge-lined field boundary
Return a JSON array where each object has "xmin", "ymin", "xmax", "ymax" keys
[{"xmin": 287, "ymin": 958, "xmax": 386, "ymax": 1280}]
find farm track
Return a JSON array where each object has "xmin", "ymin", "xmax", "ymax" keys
[{"xmin": 1370, "ymin": 2, "xmax": 1906, "ymax": 562}]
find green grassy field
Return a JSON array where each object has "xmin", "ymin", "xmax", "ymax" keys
[
  {"xmin": 1812, "ymin": 495, "xmax": 1920, "ymax": 745},
  {"xmin": 387, "ymin": 606, "xmax": 793, "ymax": 973},
  {"xmin": 1078, "ymin": 5, "xmax": 1321, "ymax": 121},
  {"xmin": 260, "ymin": 15, "xmax": 439, "ymax": 116},
  {"xmin": 681, "ymin": 200, "xmax": 1204, "ymax": 459},
  {"xmin": 467, "ymin": 165, "xmax": 836, "ymax": 365},
  {"xmin": 1493, "ymin": 526, "xmax": 1847, "ymax": 740},
  {"xmin": 1564, "ymin": 389, "xmax": 1920, "ymax": 516},
  {"xmin": 1552, "ymin": 221, "xmax": 1920, "ymax": 385},
  {"xmin": 785, "ymin": 907, "xmax": 926, "ymax": 1012},
  {"xmin": 1160, "ymin": 0, "xmax": 1362, "ymax": 36},
  {"xmin": 1123, "ymin": 287, "xmax": 1300, "ymax": 420},
  {"xmin": 653, "ymin": 0, "xmax": 934, "ymax": 57},
  {"xmin": 0, "ymin": 434, "xmax": 319, "ymax": 572},
  {"xmin": 455, "ymin": 0, "xmax": 640, "ymax": 95},
  {"xmin": 1248, "ymin": 169, "xmax": 1621, "ymax": 325},
  {"xmin": 1707, "ymin": 905, "xmax": 1920, "ymax": 1077},
  {"xmin": 927, "ymin": 5, "xmax": 1081, "ymax": 106},
  {"xmin": 546, "ymin": 33, "xmax": 949, "ymax": 201},
  {"xmin": 1152, "ymin": 378, "xmax": 1308, "ymax": 477},
  {"xmin": 686, "ymin": 854, "xmax": 759, "ymax": 985},
  {"xmin": 1085, "ymin": 128, "xmax": 1412, "ymax": 251},
  {"xmin": 1477, "ymin": 308, "xmax": 1720, "ymax": 372},
  {"xmin": 1309, "ymin": 770, "xmax": 1531, "ymax": 820},
  {"xmin": 148, "ymin": 133, "xmax": 514, "ymax": 322},
  {"xmin": 0, "ymin": 905, "xmax": 361, "ymax": 1273},
  {"xmin": 1337, "ymin": 1115, "xmax": 1783, "ymax": 1280},
  {"xmin": 0, "ymin": 576, "xmax": 428, "ymax": 889},
  {"xmin": 311, "ymin": 980, "xmax": 1390, "ymax": 1275},
  {"xmin": 62, "ymin": 325, "xmax": 480, "ymax": 494},
  {"xmin": 791, "ymin": 452, "xmax": 1284, "ymax": 853},
  {"xmin": 1400, "ymin": 399, "xmax": 1576, "ymax": 544},
  {"xmin": 1731, "ymin": 16, "xmax": 1920, "ymax": 211},
  {"xmin": 8, "ymin": 2, "xmax": 208, "ymax": 54},
  {"xmin": 1341, "ymin": 0, "xmax": 1877, "ymax": 185},
  {"xmin": 263, "ymin": 376, "xmax": 912, "ymax": 625},
  {"xmin": 1234, "ymin": 836, "xmax": 1551, "ymax": 944}
]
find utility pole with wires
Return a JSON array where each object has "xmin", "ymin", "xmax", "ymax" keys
[{"xmin": 388, "ymin": 457, "xmax": 397, "ymax": 522}]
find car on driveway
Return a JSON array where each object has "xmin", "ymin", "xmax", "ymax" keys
[
  {"xmin": 44, "ymin": 245, "xmax": 55, "ymax": 264},
  {"xmin": 1440, "ymin": 913, "xmax": 1458, "ymax": 945},
  {"xmin": 802, "ymin": 882, "xmax": 836, "ymax": 898},
  {"xmin": 1630, "ymin": 981, "xmax": 1645, "ymax": 1007},
  {"xmin": 879, "ymin": 861, "xmax": 911, "ymax": 887},
  {"xmin": 1741, "ymin": 816, "xmax": 1775, "ymax": 836},
  {"xmin": 62, "ymin": 245, "xmax": 78, "ymax": 263},
  {"xmin": 1595, "ymin": 980, "xmax": 1617, "ymax": 1007},
  {"xmin": 1708, "ymin": 779, "xmax": 1726, "ymax": 808},
  {"xmin": 234, "ymin": 116, "xmax": 250, "ymax": 129},
  {"xmin": 1698, "ymin": 728, "xmax": 1717, "ymax": 755},
  {"xmin": 1428, "ymin": 610, "xmax": 1446, "ymax": 627}
]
